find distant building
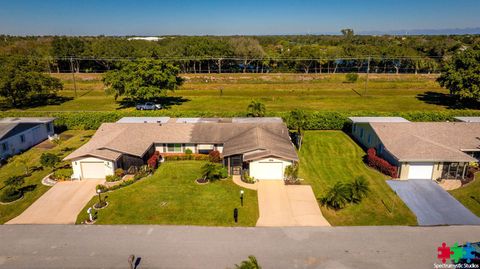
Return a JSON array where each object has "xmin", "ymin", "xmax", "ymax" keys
[
  {"xmin": 127, "ymin": 37, "xmax": 163, "ymax": 41},
  {"xmin": 0, "ymin": 117, "xmax": 56, "ymax": 161}
]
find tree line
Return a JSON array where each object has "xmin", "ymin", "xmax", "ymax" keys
[{"xmin": 1, "ymin": 30, "xmax": 479, "ymax": 74}]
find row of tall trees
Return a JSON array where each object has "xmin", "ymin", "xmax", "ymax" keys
[{"xmin": 1, "ymin": 33, "xmax": 478, "ymax": 74}]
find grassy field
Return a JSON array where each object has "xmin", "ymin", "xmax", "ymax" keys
[
  {"xmin": 3, "ymin": 73, "xmax": 455, "ymax": 113},
  {"xmin": 449, "ymin": 174, "xmax": 480, "ymax": 217},
  {"xmin": 76, "ymin": 161, "xmax": 259, "ymax": 226},
  {"xmin": 0, "ymin": 130, "xmax": 94, "ymax": 224},
  {"xmin": 298, "ymin": 131, "xmax": 417, "ymax": 226}
]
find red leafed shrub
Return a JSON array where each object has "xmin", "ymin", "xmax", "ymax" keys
[
  {"xmin": 208, "ymin": 150, "xmax": 222, "ymax": 163},
  {"xmin": 366, "ymin": 148, "xmax": 398, "ymax": 178},
  {"xmin": 147, "ymin": 153, "xmax": 159, "ymax": 169}
]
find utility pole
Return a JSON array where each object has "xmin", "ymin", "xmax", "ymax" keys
[
  {"xmin": 364, "ymin": 56, "xmax": 370, "ymax": 96},
  {"xmin": 69, "ymin": 57, "xmax": 78, "ymax": 98}
]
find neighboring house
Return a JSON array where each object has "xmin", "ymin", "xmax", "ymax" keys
[
  {"xmin": 64, "ymin": 117, "xmax": 298, "ymax": 180},
  {"xmin": 349, "ymin": 117, "xmax": 480, "ymax": 181},
  {"xmin": 0, "ymin": 117, "xmax": 56, "ymax": 161}
]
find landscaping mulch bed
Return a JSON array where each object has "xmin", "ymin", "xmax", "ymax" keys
[{"xmin": 195, "ymin": 178, "xmax": 209, "ymax": 185}]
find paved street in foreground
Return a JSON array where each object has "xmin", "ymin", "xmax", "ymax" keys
[{"xmin": 0, "ymin": 225, "xmax": 478, "ymax": 269}]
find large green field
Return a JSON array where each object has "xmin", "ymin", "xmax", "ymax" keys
[
  {"xmin": 76, "ymin": 161, "xmax": 259, "ymax": 226},
  {"xmin": 298, "ymin": 131, "xmax": 417, "ymax": 226},
  {"xmin": 4, "ymin": 73, "xmax": 455, "ymax": 113}
]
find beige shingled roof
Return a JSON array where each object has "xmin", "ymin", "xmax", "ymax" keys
[
  {"xmin": 370, "ymin": 122, "xmax": 480, "ymax": 162},
  {"xmin": 65, "ymin": 120, "xmax": 298, "ymax": 162}
]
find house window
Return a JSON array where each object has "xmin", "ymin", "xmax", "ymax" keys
[
  {"xmin": 1, "ymin": 142, "xmax": 7, "ymax": 152},
  {"xmin": 167, "ymin": 143, "xmax": 182, "ymax": 153},
  {"xmin": 367, "ymin": 133, "xmax": 371, "ymax": 144},
  {"xmin": 20, "ymin": 134, "xmax": 25, "ymax": 143},
  {"xmin": 352, "ymin": 124, "xmax": 356, "ymax": 133},
  {"xmin": 378, "ymin": 144, "xmax": 383, "ymax": 154},
  {"xmin": 359, "ymin": 128, "xmax": 364, "ymax": 138},
  {"xmin": 47, "ymin": 123, "xmax": 53, "ymax": 133}
]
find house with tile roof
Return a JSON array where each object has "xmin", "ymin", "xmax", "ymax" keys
[
  {"xmin": 65, "ymin": 117, "xmax": 298, "ymax": 180},
  {"xmin": 349, "ymin": 117, "xmax": 480, "ymax": 180}
]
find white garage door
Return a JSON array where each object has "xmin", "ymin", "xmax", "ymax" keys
[
  {"xmin": 251, "ymin": 162, "xmax": 283, "ymax": 180},
  {"xmin": 81, "ymin": 162, "xmax": 105, "ymax": 179},
  {"xmin": 408, "ymin": 163, "xmax": 434, "ymax": 180}
]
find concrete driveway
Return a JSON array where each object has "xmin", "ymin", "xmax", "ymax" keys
[
  {"xmin": 387, "ymin": 179, "xmax": 480, "ymax": 226},
  {"xmin": 256, "ymin": 181, "xmax": 330, "ymax": 227},
  {"xmin": 6, "ymin": 180, "xmax": 103, "ymax": 224}
]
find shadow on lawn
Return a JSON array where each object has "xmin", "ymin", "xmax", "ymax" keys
[
  {"xmin": 117, "ymin": 96, "xmax": 190, "ymax": 110},
  {"xmin": 416, "ymin": 91, "xmax": 479, "ymax": 109},
  {"xmin": 0, "ymin": 94, "xmax": 73, "ymax": 111}
]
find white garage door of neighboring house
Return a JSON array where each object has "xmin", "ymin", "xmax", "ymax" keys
[
  {"xmin": 408, "ymin": 163, "xmax": 434, "ymax": 180},
  {"xmin": 251, "ymin": 162, "xmax": 283, "ymax": 180},
  {"xmin": 81, "ymin": 162, "xmax": 105, "ymax": 179}
]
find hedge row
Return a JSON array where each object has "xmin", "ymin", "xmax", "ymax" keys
[{"xmin": 1, "ymin": 110, "xmax": 480, "ymax": 131}]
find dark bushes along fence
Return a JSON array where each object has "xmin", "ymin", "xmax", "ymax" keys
[
  {"xmin": 1, "ymin": 110, "xmax": 480, "ymax": 131},
  {"xmin": 366, "ymin": 148, "xmax": 398, "ymax": 178}
]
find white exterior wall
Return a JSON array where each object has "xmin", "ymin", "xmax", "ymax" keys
[
  {"xmin": 0, "ymin": 123, "xmax": 53, "ymax": 159},
  {"xmin": 154, "ymin": 143, "xmax": 222, "ymax": 154},
  {"xmin": 215, "ymin": 145, "xmax": 224, "ymax": 153},
  {"xmin": 71, "ymin": 157, "xmax": 115, "ymax": 180},
  {"xmin": 249, "ymin": 157, "xmax": 293, "ymax": 180}
]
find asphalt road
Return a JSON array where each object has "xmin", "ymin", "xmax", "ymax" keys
[{"xmin": 0, "ymin": 225, "xmax": 478, "ymax": 269}]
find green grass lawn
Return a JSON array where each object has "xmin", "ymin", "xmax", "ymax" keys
[
  {"xmin": 3, "ymin": 73, "xmax": 457, "ymax": 113},
  {"xmin": 76, "ymin": 160, "xmax": 259, "ymax": 226},
  {"xmin": 449, "ymin": 174, "xmax": 480, "ymax": 217},
  {"xmin": 0, "ymin": 130, "xmax": 94, "ymax": 224},
  {"xmin": 298, "ymin": 130, "xmax": 417, "ymax": 226}
]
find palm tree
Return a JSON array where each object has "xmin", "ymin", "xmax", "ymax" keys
[
  {"xmin": 320, "ymin": 182, "xmax": 350, "ymax": 210},
  {"xmin": 348, "ymin": 176, "xmax": 370, "ymax": 203},
  {"xmin": 288, "ymin": 109, "xmax": 308, "ymax": 148},
  {"xmin": 201, "ymin": 162, "xmax": 221, "ymax": 181},
  {"xmin": 247, "ymin": 100, "xmax": 266, "ymax": 117},
  {"xmin": 234, "ymin": 255, "xmax": 261, "ymax": 269}
]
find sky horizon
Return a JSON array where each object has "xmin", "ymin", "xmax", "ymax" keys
[{"xmin": 0, "ymin": 0, "xmax": 479, "ymax": 36}]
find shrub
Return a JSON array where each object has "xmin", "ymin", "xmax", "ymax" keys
[
  {"xmin": 114, "ymin": 168, "xmax": 125, "ymax": 177},
  {"xmin": 208, "ymin": 150, "xmax": 222, "ymax": 163},
  {"xmin": 96, "ymin": 184, "xmax": 108, "ymax": 193},
  {"xmin": 51, "ymin": 168, "xmax": 72, "ymax": 181},
  {"xmin": 242, "ymin": 171, "xmax": 256, "ymax": 184},
  {"xmin": 147, "ymin": 153, "xmax": 159, "ymax": 169},
  {"xmin": 185, "ymin": 148, "xmax": 193, "ymax": 155},
  {"xmin": 163, "ymin": 153, "xmax": 209, "ymax": 161},
  {"xmin": 201, "ymin": 162, "xmax": 225, "ymax": 181},
  {"xmin": 4, "ymin": 175, "xmax": 25, "ymax": 187},
  {"xmin": 40, "ymin": 153, "xmax": 60, "ymax": 168},
  {"xmin": 0, "ymin": 186, "xmax": 23, "ymax": 203},
  {"xmin": 105, "ymin": 175, "xmax": 121, "ymax": 182},
  {"xmin": 345, "ymin": 73, "xmax": 359, "ymax": 83},
  {"xmin": 366, "ymin": 148, "xmax": 398, "ymax": 178},
  {"xmin": 284, "ymin": 163, "xmax": 299, "ymax": 184}
]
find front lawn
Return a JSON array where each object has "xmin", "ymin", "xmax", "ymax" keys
[
  {"xmin": 0, "ymin": 130, "xmax": 95, "ymax": 223},
  {"xmin": 449, "ymin": 174, "xmax": 480, "ymax": 217},
  {"xmin": 299, "ymin": 131, "xmax": 417, "ymax": 226},
  {"xmin": 76, "ymin": 161, "xmax": 259, "ymax": 226}
]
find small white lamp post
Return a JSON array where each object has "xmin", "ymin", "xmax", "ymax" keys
[
  {"xmin": 240, "ymin": 190, "xmax": 244, "ymax": 206},
  {"xmin": 87, "ymin": 207, "xmax": 93, "ymax": 222}
]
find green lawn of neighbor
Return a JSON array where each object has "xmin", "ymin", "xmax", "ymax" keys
[
  {"xmin": 449, "ymin": 174, "xmax": 480, "ymax": 217},
  {"xmin": 0, "ymin": 130, "xmax": 94, "ymax": 224},
  {"xmin": 3, "ymin": 73, "xmax": 456, "ymax": 113},
  {"xmin": 76, "ymin": 161, "xmax": 259, "ymax": 226},
  {"xmin": 298, "ymin": 130, "xmax": 417, "ymax": 226}
]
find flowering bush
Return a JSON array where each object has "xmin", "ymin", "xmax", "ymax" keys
[
  {"xmin": 366, "ymin": 148, "xmax": 398, "ymax": 178},
  {"xmin": 162, "ymin": 153, "xmax": 210, "ymax": 161},
  {"xmin": 208, "ymin": 150, "xmax": 222, "ymax": 163},
  {"xmin": 147, "ymin": 152, "xmax": 160, "ymax": 169}
]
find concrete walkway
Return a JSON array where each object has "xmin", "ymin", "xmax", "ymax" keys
[
  {"xmin": 232, "ymin": 175, "xmax": 257, "ymax": 190},
  {"xmin": 256, "ymin": 181, "xmax": 330, "ymax": 227},
  {"xmin": 6, "ymin": 180, "xmax": 103, "ymax": 224}
]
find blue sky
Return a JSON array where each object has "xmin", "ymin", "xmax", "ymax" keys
[{"xmin": 0, "ymin": 0, "xmax": 479, "ymax": 35}]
